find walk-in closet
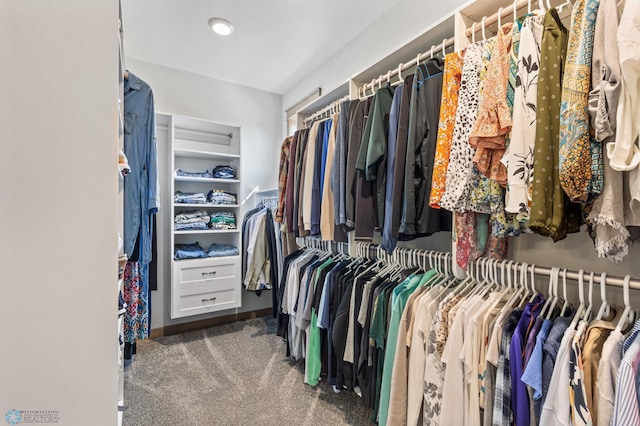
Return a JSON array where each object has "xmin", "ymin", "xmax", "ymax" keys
[{"xmin": 3, "ymin": 0, "xmax": 640, "ymax": 425}]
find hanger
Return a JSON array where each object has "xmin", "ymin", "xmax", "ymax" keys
[
  {"xmin": 467, "ymin": 258, "xmax": 488, "ymax": 297},
  {"xmin": 453, "ymin": 259, "xmax": 475, "ymax": 295},
  {"xmin": 503, "ymin": 261, "xmax": 519, "ymax": 307},
  {"xmin": 430, "ymin": 45, "xmax": 435, "ymax": 59},
  {"xmin": 596, "ymin": 272, "xmax": 610, "ymax": 320},
  {"xmin": 416, "ymin": 53, "xmax": 422, "ymax": 68},
  {"xmin": 548, "ymin": 267, "xmax": 563, "ymax": 319},
  {"xmin": 513, "ymin": 0, "xmax": 519, "ymax": 21},
  {"xmin": 442, "ymin": 39, "xmax": 447, "ymax": 57},
  {"xmin": 518, "ymin": 261, "xmax": 532, "ymax": 306},
  {"xmin": 538, "ymin": 0, "xmax": 546, "ymax": 11},
  {"xmin": 569, "ymin": 270, "xmax": 586, "ymax": 330},
  {"xmin": 477, "ymin": 259, "xmax": 496, "ymax": 298},
  {"xmin": 528, "ymin": 0, "xmax": 532, "ymax": 14},
  {"xmin": 560, "ymin": 268, "xmax": 569, "ymax": 317},
  {"xmin": 386, "ymin": 71, "xmax": 391, "ymax": 86},
  {"xmin": 528, "ymin": 264, "xmax": 539, "ymax": 302},
  {"xmin": 539, "ymin": 267, "xmax": 555, "ymax": 318},
  {"xmin": 498, "ymin": 7, "xmax": 503, "ymax": 28},
  {"xmin": 471, "ymin": 22, "xmax": 476, "ymax": 44},
  {"xmin": 582, "ymin": 271, "xmax": 595, "ymax": 322},
  {"xmin": 557, "ymin": 0, "xmax": 572, "ymax": 14},
  {"xmin": 491, "ymin": 260, "xmax": 511, "ymax": 301},
  {"xmin": 615, "ymin": 275, "xmax": 634, "ymax": 333},
  {"xmin": 481, "ymin": 16, "xmax": 487, "ymax": 41}
]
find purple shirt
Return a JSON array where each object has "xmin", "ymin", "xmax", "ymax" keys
[
  {"xmin": 509, "ymin": 294, "xmax": 545, "ymax": 426},
  {"xmin": 523, "ymin": 316, "xmax": 544, "ymax": 368}
]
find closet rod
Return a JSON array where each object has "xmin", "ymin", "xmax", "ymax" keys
[
  {"xmin": 463, "ymin": 0, "xmax": 573, "ymax": 37},
  {"xmin": 359, "ymin": 37, "xmax": 455, "ymax": 97},
  {"xmin": 463, "ymin": 0, "xmax": 530, "ymax": 37},
  {"xmin": 302, "ymin": 237, "xmax": 349, "ymax": 254},
  {"xmin": 473, "ymin": 257, "xmax": 640, "ymax": 291},
  {"xmin": 354, "ymin": 242, "xmax": 453, "ymax": 268},
  {"xmin": 303, "ymin": 94, "xmax": 350, "ymax": 125},
  {"xmin": 174, "ymin": 127, "xmax": 233, "ymax": 140}
]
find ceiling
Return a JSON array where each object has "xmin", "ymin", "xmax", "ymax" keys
[{"xmin": 122, "ymin": 0, "xmax": 402, "ymax": 95}]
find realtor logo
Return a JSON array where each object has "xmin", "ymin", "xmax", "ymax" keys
[
  {"xmin": 4, "ymin": 410, "xmax": 22, "ymax": 425},
  {"xmin": 4, "ymin": 409, "xmax": 59, "ymax": 424}
]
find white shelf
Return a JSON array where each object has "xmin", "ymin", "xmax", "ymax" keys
[
  {"xmin": 174, "ymin": 203, "xmax": 239, "ymax": 208},
  {"xmin": 174, "ymin": 255, "xmax": 241, "ymax": 263},
  {"xmin": 174, "ymin": 149, "xmax": 240, "ymax": 161},
  {"xmin": 174, "ymin": 229, "xmax": 240, "ymax": 235},
  {"xmin": 174, "ymin": 176, "xmax": 239, "ymax": 184},
  {"xmin": 168, "ymin": 113, "xmax": 242, "ymax": 320}
]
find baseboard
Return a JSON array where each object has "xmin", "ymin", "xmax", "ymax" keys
[{"xmin": 149, "ymin": 308, "xmax": 274, "ymax": 339}]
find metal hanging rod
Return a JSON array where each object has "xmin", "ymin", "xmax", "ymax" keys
[
  {"xmin": 358, "ymin": 36, "xmax": 455, "ymax": 98},
  {"xmin": 354, "ymin": 242, "xmax": 453, "ymax": 269},
  {"xmin": 303, "ymin": 95, "xmax": 350, "ymax": 126},
  {"xmin": 464, "ymin": 0, "xmax": 573, "ymax": 38},
  {"xmin": 302, "ymin": 237, "xmax": 349, "ymax": 254},
  {"xmin": 473, "ymin": 257, "xmax": 640, "ymax": 291}
]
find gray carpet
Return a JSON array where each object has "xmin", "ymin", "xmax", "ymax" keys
[{"xmin": 123, "ymin": 317, "xmax": 374, "ymax": 426}]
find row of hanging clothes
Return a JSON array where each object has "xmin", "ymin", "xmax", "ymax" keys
[
  {"xmin": 122, "ymin": 71, "xmax": 159, "ymax": 360},
  {"xmin": 241, "ymin": 194, "xmax": 284, "ymax": 312},
  {"xmin": 274, "ymin": 239, "xmax": 640, "ymax": 426},
  {"xmin": 435, "ymin": 0, "xmax": 640, "ymax": 267},
  {"xmin": 275, "ymin": 52, "xmax": 454, "ymax": 252},
  {"xmin": 275, "ymin": 241, "xmax": 457, "ymax": 424},
  {"xmin": 277, "ymin": 0, "xmax": 640, "ymax": 266}
]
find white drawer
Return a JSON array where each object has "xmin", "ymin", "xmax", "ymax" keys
[
  {"xmin": 172, "ymin": 285, "xmax": 240, "ymax": 318},
  {"xmin": 175, "ymin": 257, "xmax": 238, "ymax": 282}
]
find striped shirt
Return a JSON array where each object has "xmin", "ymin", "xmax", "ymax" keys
[
  {"xmin": 623, "ymin": 319, "xmax": 640, "ymax": 355},
  {"xmin": 611, "ymin": 334, "xmax": 640, "ymax": 425}
]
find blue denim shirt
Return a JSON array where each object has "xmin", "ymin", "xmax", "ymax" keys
[{"xmin": 123, "ymin": 72, "xmax": 159, "ymax": 264}]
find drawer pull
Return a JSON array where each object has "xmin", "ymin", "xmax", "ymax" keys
[
  {"xmin": 201, "ymin": 271, "xmax": 217, "ymax": 277},
  {"xmin": 202, "ymin": 297, "xmax": 217, "ymax": 302}
]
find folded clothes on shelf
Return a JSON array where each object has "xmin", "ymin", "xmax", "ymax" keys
[
  {"xmin": 207, "ymin": 243, "xmax": 239, "ymax": 257},
  {"xmin": 212, "ymin": 165, "xmax": 236, "ymax": 179},
  {"xmin": 174, "ymin": 209, "xmax": 210, "ymax": 224},
  {"xmin": 209, "ymin": 211, "xmax": 237, "ymax": 230},
  {"xmin": 174, "ymin": 222, "xmax": 209, "ymax": 231},
  {"xmin": 207, "ymin": 189, "xmax": 237, "ymax": 205},
  {"xmin": 175, "ymin": 169, "xmax": 213, "ymax": 179},
  {"xmin": 174, "ymin": 191, "xmax": 207, "ymax": 204},
  {"xmin": 174, "ymin": 242, "xmax": 208, "ymax": 260}
]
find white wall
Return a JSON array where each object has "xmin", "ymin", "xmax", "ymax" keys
[
  {"xmin": 125, "ymin": 58, "xmax": 283, "ymax": 329},
  {"xmin": 0, "ymin": 1, "xmax": 119, "ymax": 425},
  {"xmin": 282, "ymin": 0, "xmax": 468, "ymax": 110}
]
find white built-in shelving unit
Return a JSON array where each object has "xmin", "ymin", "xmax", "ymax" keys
[{"xmin": 159, "ymin": 113, "xmax": 243, "ymax": 319}]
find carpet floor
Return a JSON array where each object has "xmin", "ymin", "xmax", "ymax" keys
[{"xmin": 123, "ymin": 317, "xmax": 374, "ymax": 426}]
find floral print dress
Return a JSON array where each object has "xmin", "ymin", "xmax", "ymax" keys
[
  {"xmin": 502, "ymin": 13, "xmax": 545, "ymax": 218},
  {"xmin": 469, "ymin": 23, "xmax": 514, "ymax": 186},
  {"xmin": 423, "ymin": 293, "xmax": 463, "ymax": 425},
  {"xmin": 123, "ymin": 261, "xmax": 149, "ymax": 343}
]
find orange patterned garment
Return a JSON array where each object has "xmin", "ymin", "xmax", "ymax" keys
[
  {"xmin": 429, "ymin": 51, "xmax": 465, "ymax": 208},
  {"xmin": 469, "ymin": 23, "xmax": 514, "ymax": 186}
]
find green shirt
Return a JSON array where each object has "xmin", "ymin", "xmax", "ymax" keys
[{"xmin": 378, "ymin": 271, "xmax": 436, "ymax": 426}]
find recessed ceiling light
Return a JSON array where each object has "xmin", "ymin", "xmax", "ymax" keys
[{"xmin": 208, "ymin": 18, "xmax": 234, "ymax": 36}]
